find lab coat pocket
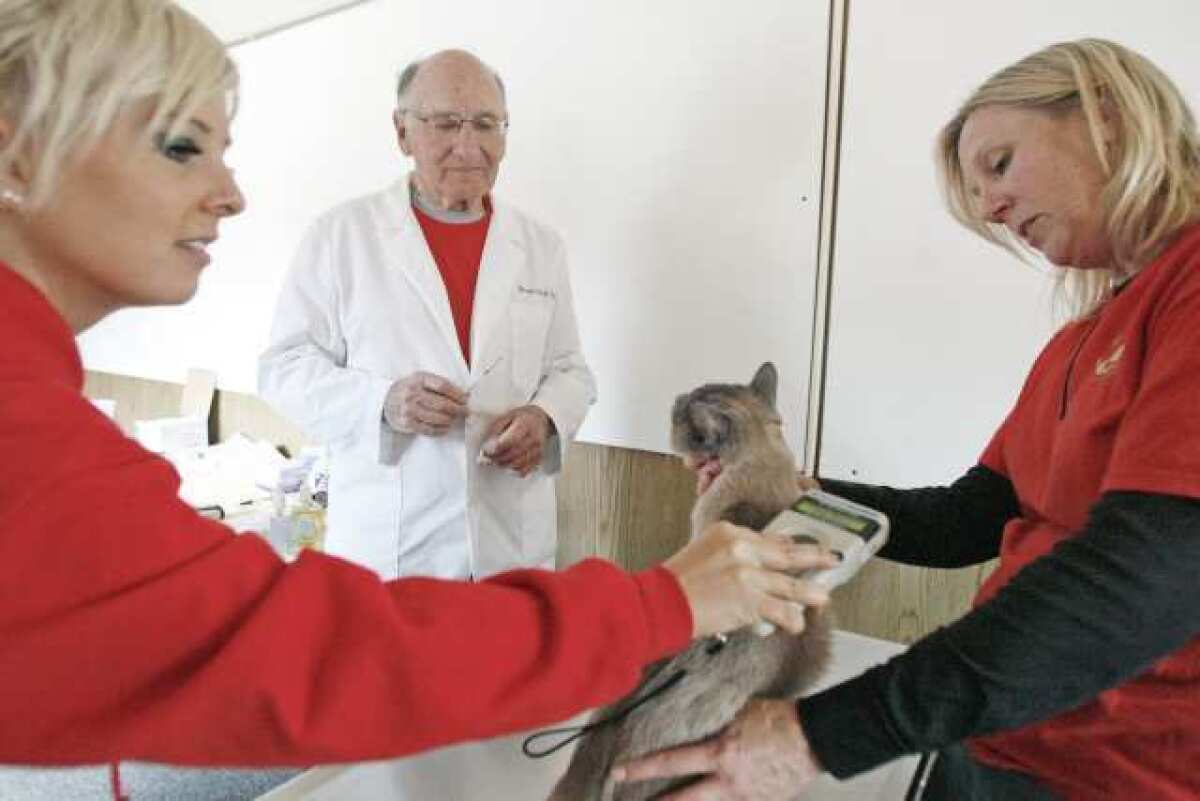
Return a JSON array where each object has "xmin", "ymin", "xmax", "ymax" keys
[
  {"xmin": 522, "ymin": 476, "xmax": 558, "ymax": 569},
  {"xmin": 510, "ymin": 299, "xmax": 553, "ymax": 397}
]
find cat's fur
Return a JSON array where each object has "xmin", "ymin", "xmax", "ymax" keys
[{"xmin": 545, "ymin": 362, "xmax": 832, "ymax": 801}]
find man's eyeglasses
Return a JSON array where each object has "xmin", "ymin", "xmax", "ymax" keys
[{"xmin": 403, "ymin": 110, "xmax": 509, "ymax": 138}]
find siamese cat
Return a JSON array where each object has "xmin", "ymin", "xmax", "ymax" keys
[{"xmin": 546, "ymin": 362, "xmax": 831, "ymax": 801}]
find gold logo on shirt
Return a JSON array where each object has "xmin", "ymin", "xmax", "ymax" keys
[{"xmin": 1094, "ymin": 341, "xmax": 1125, "ymax": 377}]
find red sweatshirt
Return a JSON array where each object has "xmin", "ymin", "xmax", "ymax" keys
[{"xmin": 0, "ymin": 263, "xmax": 690, "ymax": 767}]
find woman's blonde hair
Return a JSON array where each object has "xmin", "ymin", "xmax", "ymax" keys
[
  {"xmin": 0, "ymin": 0, "xmax": 236, "ymax": 207},
  {"xmin": 937, "ymin": 39, "xmax": 1200, "ymax": 318}
]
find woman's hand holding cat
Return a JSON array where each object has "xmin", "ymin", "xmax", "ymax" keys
[
  {"xmin": 662, "ymin": 523, "xmax": 838, "ymax": 638},
  {"xmin": 695, "ymin": 459, "xmax": 724, "ymax": 495},
  {"xmin": 611, "ymin": 698, "xmax": 822, "ymax": 800}
]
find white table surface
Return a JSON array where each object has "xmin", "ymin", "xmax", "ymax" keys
[{"xmin": 260, "ymin": 630, "xmax": 916, "ymax": 801}]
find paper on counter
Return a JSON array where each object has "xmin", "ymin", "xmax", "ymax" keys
[
  {"xmin": 134, "ymin": 415, "xmax": 208, "ymax": 454},
  {"xmin": 172, "ymin": 434, "xmax": 289, "ymax": 510}
]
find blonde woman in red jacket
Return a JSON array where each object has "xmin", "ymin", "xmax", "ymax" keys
[
  {"xmin": 617, "ymin": 37, "xmax": 1200, "ymax": 801},
  {"xmin": 0, "ymin": 0, "xmax": 834, "ymax": 787}
]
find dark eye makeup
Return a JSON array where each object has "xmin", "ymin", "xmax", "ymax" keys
[{"xmin": 154, "ymin": 132, "xmax": 203, "ymax": 163}]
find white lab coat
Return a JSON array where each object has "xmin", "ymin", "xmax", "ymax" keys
[{"xmin": 259, "ymin": 177, "xmax": 596, "ymax": 580}]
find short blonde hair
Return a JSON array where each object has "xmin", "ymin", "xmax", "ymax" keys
[
  {"xmin": 937, "ymin": 39, "xmax": 1200, "ymax": 318},
  {"xmin": 0, "ymin": 0, "xmax": 237, "ymax": 208}
]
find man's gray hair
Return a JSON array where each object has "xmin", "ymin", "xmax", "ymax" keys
[{"xmin": 394, "ymin": 53, "xmax": 507, "ymax": 110}]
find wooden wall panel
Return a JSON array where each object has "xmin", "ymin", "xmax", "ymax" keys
[
  {"xmin": 555, "ymin": 442, "xmax": 696, "ymax": 572},
  {"xmin": 83, "ymin": 370, "xmax": 988, "ymax": 644},
  {"xmin": 556, "ymin": 442, "xmax": 995, "ymax": 644},
  {"xmin": 85, "ymin": 370, "xmax": 308, "ymax": 452},
  {"xmin": 829, "ymin": 558, "xmax": 995, "ymax": 643},
  {"xmin": 83, "ymin": 371, "xmax": 183, "ymax": 434},
  {"xmin": 212, "ymin": 390, "xmax": 309, "ymax": 456}
]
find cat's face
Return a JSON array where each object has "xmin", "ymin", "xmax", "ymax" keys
[{"xmin": 670, "ymin": 362, "xmax": 780, "ymax": 475}]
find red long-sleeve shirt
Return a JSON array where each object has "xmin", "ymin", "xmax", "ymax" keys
[
  {"xmin": 800, "ymin": 222, "xmax": 1200, "ymax": 799},
  {"xmin": 0, "ymin": 263, "xmax": 690, "ymax": 766}
]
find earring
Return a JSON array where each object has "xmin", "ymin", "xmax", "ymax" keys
[{"xmin": 0, "ymin": 187, "xmax": 25, "ymax": 212}]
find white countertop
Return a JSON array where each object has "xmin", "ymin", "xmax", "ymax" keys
[{"xmin": 260, "ymin": 629, "xmax": 916, "ymax": 801}]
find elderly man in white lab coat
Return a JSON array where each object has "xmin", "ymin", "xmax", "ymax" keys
[{"xmin": 259, "ymin": 49, "xmax": 595, "ymax": 584}]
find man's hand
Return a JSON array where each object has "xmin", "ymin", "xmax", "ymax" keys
[
  {"xmin": 383, "ymin": 372, "xmax": 468, "ymax": 436},
  {"xmin": 480, "ymin": 405, "xmax": 552, "ymax": 476},
  {"xmin": 612, "ymin": 698, "xmax": 824, "ymax": 800}
]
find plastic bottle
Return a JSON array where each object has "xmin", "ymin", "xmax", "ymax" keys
[
  {"xmin": 290, "ymin": 485, "xmax": 326, "ymax": 553},
  {"xmin": 266, "ymin": 485, "xmax": 296, "ymax": 558}
]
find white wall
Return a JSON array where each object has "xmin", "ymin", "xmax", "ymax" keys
[
  {"xmin": 176, "ymin": 0, "xmax": 372, "ymax": 43},
  {"xmin": 819, "ymin": 0, "xmax": 1200, "ymax": 486},
  {"xmin": 79, "ymin": 0, "xmax": 829, "ymax": 455},
  {"xmin": 78, "ymin": 1, "xmax": 400, "ymax": 395},
  {"xmin": 76, "ymin": 0, "xmax": 1200, "ymax": 468}
]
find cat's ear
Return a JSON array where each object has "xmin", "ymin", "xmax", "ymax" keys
[{"xmin": 749, "ymin": 362, "xmax": 778, "ymax": 408}]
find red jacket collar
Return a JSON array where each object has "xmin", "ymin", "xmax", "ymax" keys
[{"xmin": 0, "ymin": 261, "xmax": 83, "ymax": 389}]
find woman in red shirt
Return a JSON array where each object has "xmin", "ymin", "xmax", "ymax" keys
[
  {"xmin": 617, "ymin": 37, "xmax": 1200, "ymax": 801},
  {"xmin": 0, "ymin": 0, "xmax": 833, "ymax": 788}
]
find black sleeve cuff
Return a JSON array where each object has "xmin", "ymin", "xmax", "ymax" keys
[
  {"xmin": 820, "ymin": 466, "xmax": 1016, "ymax": 568},
  {"xmin": 797, "ymin": 665, "xmax": 911, "ymax": 778}
]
